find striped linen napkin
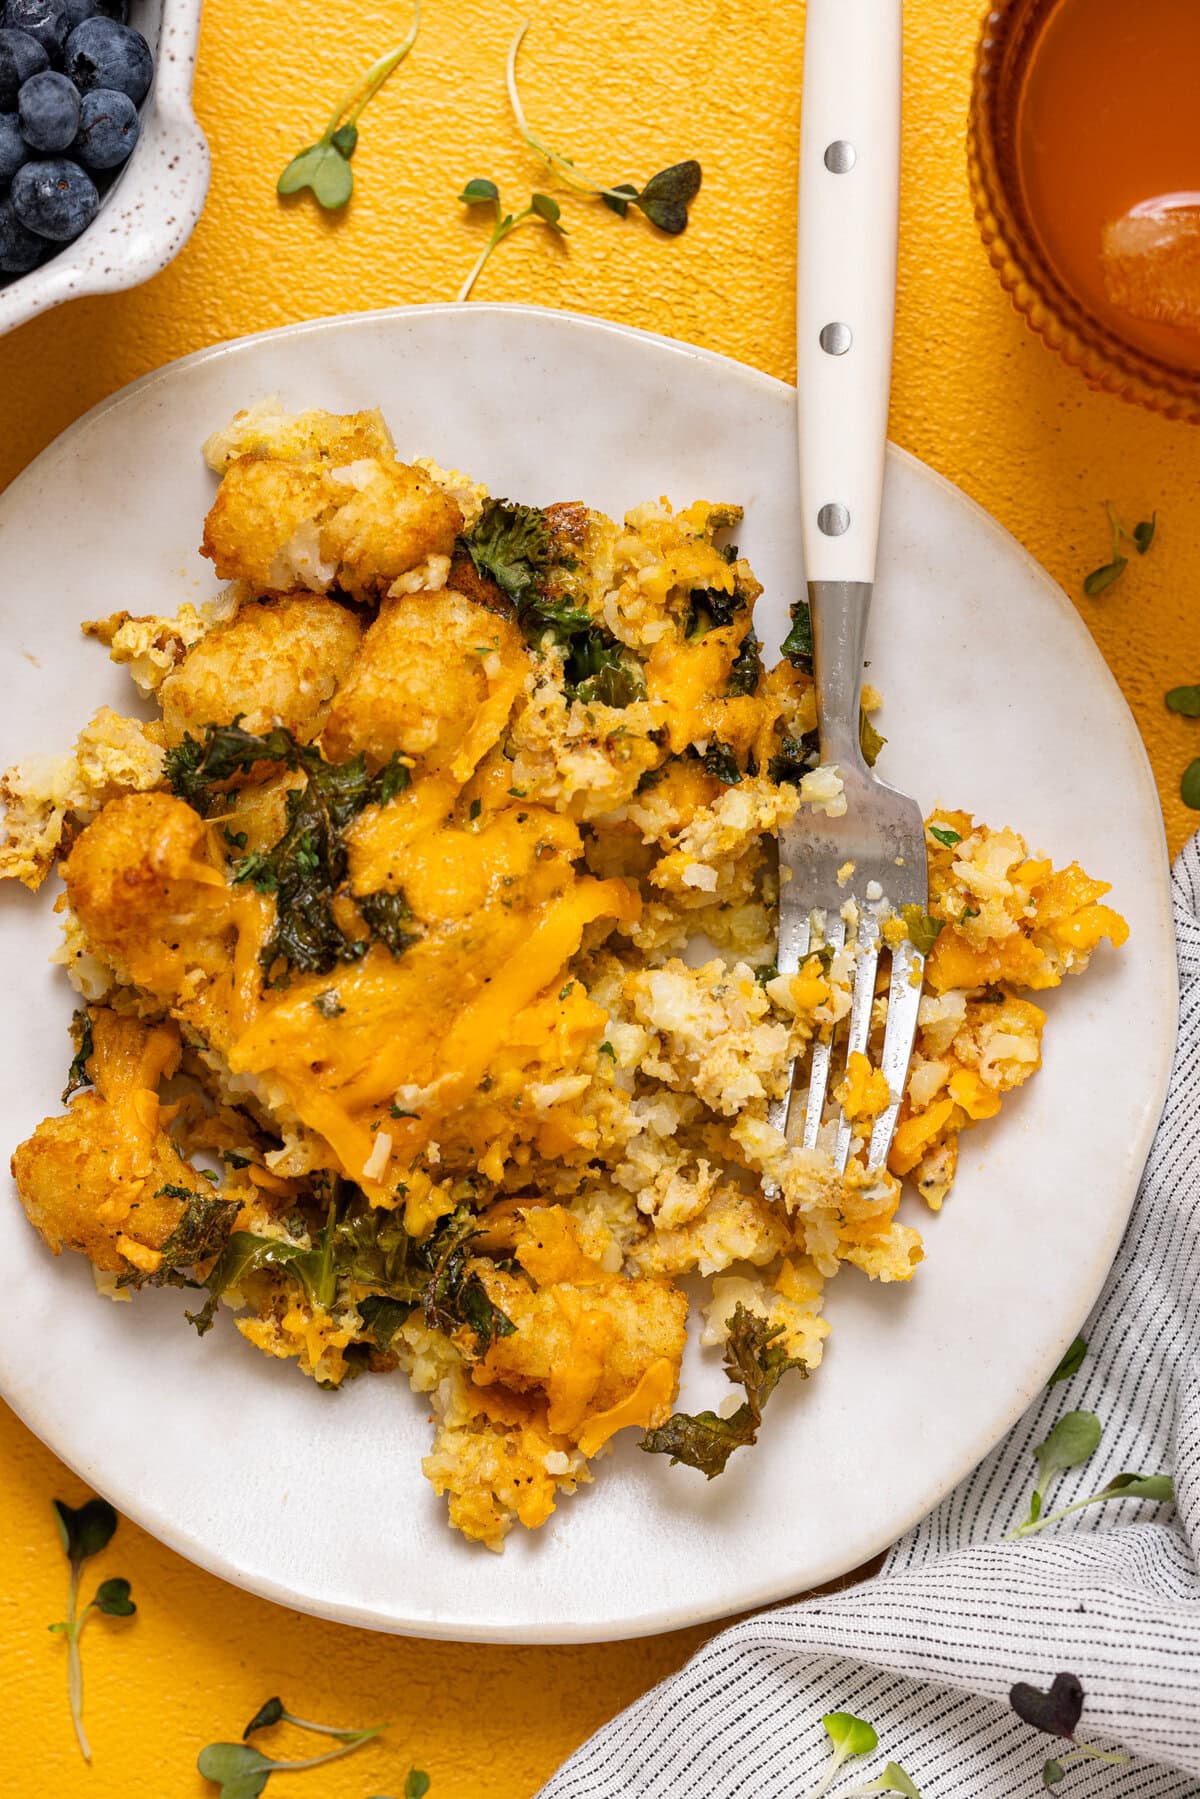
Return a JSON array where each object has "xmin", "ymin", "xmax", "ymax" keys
[{"xmin": 541, "ymin": 841, "xmax": 1200, "ymax": 1797}]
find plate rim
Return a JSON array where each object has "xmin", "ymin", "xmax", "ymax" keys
[{"xmin": 0, "ymin": 301, "xmax": 1177, "ymax": 1642}]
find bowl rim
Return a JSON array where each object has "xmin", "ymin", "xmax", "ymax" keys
[
  {"xmin": 0, "ymin": 0, "xmax": 209, "ymax": 336},
  {"xmin": 967, "ymin": 0, "xmax": 1200, "ymax": 424}
]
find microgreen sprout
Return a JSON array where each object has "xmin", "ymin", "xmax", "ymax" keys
[
  {"xmin": 1009, "ymin": 1469, "xmax": 1174, "ymax": 1541},
  {"xmin": 1082, "ymin": 501, "xmax": 1156, "ymax": 597},
  {"xmin": 1007, "ymin": 1408, "xmax": 1174, "ymax": 1538},
  {"xmin": 1009, "ymin": 1673, "xmax": 1129, "ymax": 1788},
  {"xmin": 505, "ymin": 22, "xmax": 701, "ymax": 234},
  {"xmin": 198, "ymin": 1696, "xmax": 390, "ymax": 1797},
  {"xmin": 48, "ymin": 1497, "xmax": 136, "ymax": 1762},
  {"xmin": 1166, "ymin": 685, "xmax": 1200, "ymax": 809},
  {"xmin": 278, "ymin": 0, "xmax": 420, "ymax": 210},
  {"xmin": 456, "ymin": 178, "xmax": 566, "ymax": 300},
  {"xmin": 1047, "ymin": 1334, "xmax": 1087, "ymax": 1387},
  {"xmin": 800, "ymin": 1714, "xmax": 923, "ymax": 1799},
  {"xmin": 1011, "ymin": 1409, "xmax": 1101, "ymax": 1532}
]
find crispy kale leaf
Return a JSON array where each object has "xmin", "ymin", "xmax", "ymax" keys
[
  {"xmin": 768, "ymin": 731, "xmax": 819, "ymax": 785},
  {"xmin": 117, "ymin": 1185, "xmax": 241, "ymax": 1292},
  {"xmin": 461, "ymin": 499, "xmax": 645, "ymax": 707},
  {"xmin": 686, "ymin": 582, "xmax": 745, "ymax": 637},
  {"xmin": 355, "ymin": 889, "xmax": 419, "ymax": 956},
  {"xmin": 61, "ymin": 1009, "xmax": 95, "ymax": 1106},
  {"xmin": 166, "ymin": 719, "xmax": 414, "ymax": 986},
  {"xmin": 522, "ymin": 595, "xmax": 645, "ymax": 709},
  {"xmin": 727, "ymin": 627, "xmax": 761, "ymax": 696},
  {"xmin": 461, "ymin": 497, "xmax": 552, "ymax": 605},
  {"xmin": 188, "ymin": 1199, "xmax": 516, "ymax": 1352},
  {"xmin": 163, "ymin": 720, "xmax": 300, "ymax": 815},
  {"xmin": 700, "ymin": 741, "xmax": 742, "ymax": 785},
  {"xmin": 780, "ymin": 600, "xmax": 813, "ymax": 672},
  {"xmin": 640, "ymin": 1302, "xmax": 807, "ymax": 1478},
  {"xmin": 567, "ymin": 629, "xmax": 646, "ymax": 707}
]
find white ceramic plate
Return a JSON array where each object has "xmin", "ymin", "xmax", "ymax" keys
[{"xmin": 0, "ymin": 304, "xmax": 1175, "ymax": 1643}]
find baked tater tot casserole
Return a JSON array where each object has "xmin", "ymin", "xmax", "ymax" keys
[{"xmin": 1, "ymin": 403, "xmax": 1128, "ymax": 1549}]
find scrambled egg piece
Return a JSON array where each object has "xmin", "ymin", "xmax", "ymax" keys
[
  {"xmin": 888, "ymin": 813, "xmax": 1130, "ymax": 1208},
  {"xmin": 3, "ymin": 407, "xmax": 1128, "ymax": 1549}
]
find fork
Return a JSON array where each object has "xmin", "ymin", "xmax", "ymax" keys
[{"xmin": 767, "ymin": 0, "xmax": 928, "ymax": 1175}]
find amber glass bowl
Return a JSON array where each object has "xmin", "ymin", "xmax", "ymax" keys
[{"xmin": 968, "ymin": 0, "xmax": 1200, "ymax": 424}]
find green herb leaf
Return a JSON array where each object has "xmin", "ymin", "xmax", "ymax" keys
[
  {"xmin": 1182, "ymin": 759, "xmax": 1200, "ymax": 809},
  {"xmin": 357, "ymin": 1294, "xmax": 411, "ymax": 1353},
  {"xmin": 1094, "ymin": 1470, "xmax": 1174, "ymax": 1502},
  {"xmin": 640, "ymin": 1302, "xmax": 806, "ymax": 1477},
  {"xmin": 1082, "ymin": 557, "xmax": 1127, "ymax": 597},
  {"xmin": 277, "ymin": 142, "xmax": 354, "ymax": 210},
  {"xmin": 530, "ymin": 191, "xmax": 564, "ymax": 229},
  {"xmin": 171, "ymin": 721, "xmax": 410, "ymax": 986},
  {"xmin": 243, "ymin": 1698, "xmax": 285, "ymax": 1738},
  {"xmin": 602, "ymin": 181, "xmax": 639, "ymax": 218},
  {"xmin": 598, "ymin": 1040, "xmax": 616, "ymax": 1060},
  {"xmin": 767, "ymin": 732, "xmax": 818, "ymax": 786},
  {"xmin": 405, "ymin": 1774, "xmax": 432, "ymax": 1799},
  {"xmin": 780, "ymin": 601, "xmax": 813, "ymax": 670},
  {"xmin": 928, "ymin": 824, "xmax": 962, "ymax": 848},
  {"xmin": 1133, "ymin": 512, "xmax": 1156, "ymax": 554},
  {"xmin": 92, "ymin": 1577, "xmax": 135, "ymax": 1618},
  {"xmin": 1009, "ymin": 1672, "xmax": 1083, "ymax": 1739},
  {"xmin": 356, "ymin": 889, "xmax": 419, "ymax": 957},
  {"xmin": 872, "ymin": 1763, "xmax": 924, "ymax": 1798},
  {"xmin": 1166, "ymin": 685, "xmax": 1200, "ymax": 716},
  {"xmin": 461, "ymin": 498, "xmax": 551, "ymax": 605},
  {"xmin": 197, "ymin": 1742, "xmax": 275, "ymax": 1798},
  {"xmin": 191, "ymin": 1201, "xmax": 514, "ymax": 1353},
  {"xmin": 859, "ymin": 710, "xmax": 886, "ymax": 767},
  {"xmin": 504, "ymin": 24, "xmax": 700, "ymax": 234},
  {"xmin": 52, "ymin": 1498, "xmax": 117, "ymax": 1566},
  {"xmin": 116, "ymin": 1187, "xmax": 241, "ymax": 1292},
  {"xmin": 823, "ymin": 1712, "xmax": 879, "ymax": 1758},
  {"xmin": 727, "ymin": 627, "xmax": 761, "ymax": 696},
  {"xmin": 701, "ymin": 741, "xmax": 742, "ymax": 785},
  {"xmin": 460, "ymin": 178, "xmax": 499, "ymax": 204},
  {"xmin": 62, "ymin": 1008, "xmax": 95, "ymax": 1105},
  {"xmin": 1028, "ymin": 1410, "xmax": 1102, "ymax": 1522},
  {"xmin": 278, "ymin": 4, "xmax": 419, "ymax": 212},
  {"xmin": 1048, "ymin": 1335, "xmax": 1087, "ymax": 1388},
  {"xmin": 901, "ymin": 905, "xmax": 943, "ymax": 958},
  {"xmin": 638, "ymin": 160, "xmax": 703, "ymax": 207}
]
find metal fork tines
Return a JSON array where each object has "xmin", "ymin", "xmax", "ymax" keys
[
  {"xmin": 766, "ymin": 895, "xmax": 920, "ymax": 1177},
  {"xmin": 765, "ymin": 583, "xmax": 928, "ymax": 1179}
]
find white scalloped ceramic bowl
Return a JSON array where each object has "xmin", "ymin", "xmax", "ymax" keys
[{"xmin": 0, "ymin": 0, "xmax": 208, "ymax": 336}]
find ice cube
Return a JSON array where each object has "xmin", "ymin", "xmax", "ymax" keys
[{"xmin": 1101, "ymin": 193, "xmax": 1200, "ymax": 332}]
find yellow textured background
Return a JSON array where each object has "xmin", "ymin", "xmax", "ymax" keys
[{"xmin": 2, "ymin": 0, "xmax": 1198, "ymax": 1793}]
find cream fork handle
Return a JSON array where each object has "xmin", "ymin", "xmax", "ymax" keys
[{"xmin": 797, "ymin": 0, "xmax": 901, "ymax": 587}]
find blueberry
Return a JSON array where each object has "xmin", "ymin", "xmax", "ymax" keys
[
  {"xmin": 0, "ymin": 108, "xmax": 28, "ymax": 181},
  {"xmin": 64, "ymin": 16, "xmax": 150, "ymax": 103},
  {"xmin": 0, "ymin": 192, "xmax": 40, "ymax": 267},
  {"xmin": 18, "ymin": 67, "xmax": 78, "ymax": 149},
  {"xmin": 64, "ymin": 0, "xmax": 127, "ymax": 21},
  {"xmin": 11, "ymin": 153, "xmax": 96, "ymax": 238},
  {"xmin": 0, "ymin": 25, "xmax": 47, "ymax": 107},
  {"xmin": 74, "ymin": 82, "xmax": 133, "ymax": 166},
  {"xmin": 2, "ymin": 0, "xmax": 69, "ymax": 65}
]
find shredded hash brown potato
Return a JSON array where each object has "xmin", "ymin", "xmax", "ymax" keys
[{"xmin": 3, "ymin": 402, "xmax": 1129, "ymax": 1548}]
